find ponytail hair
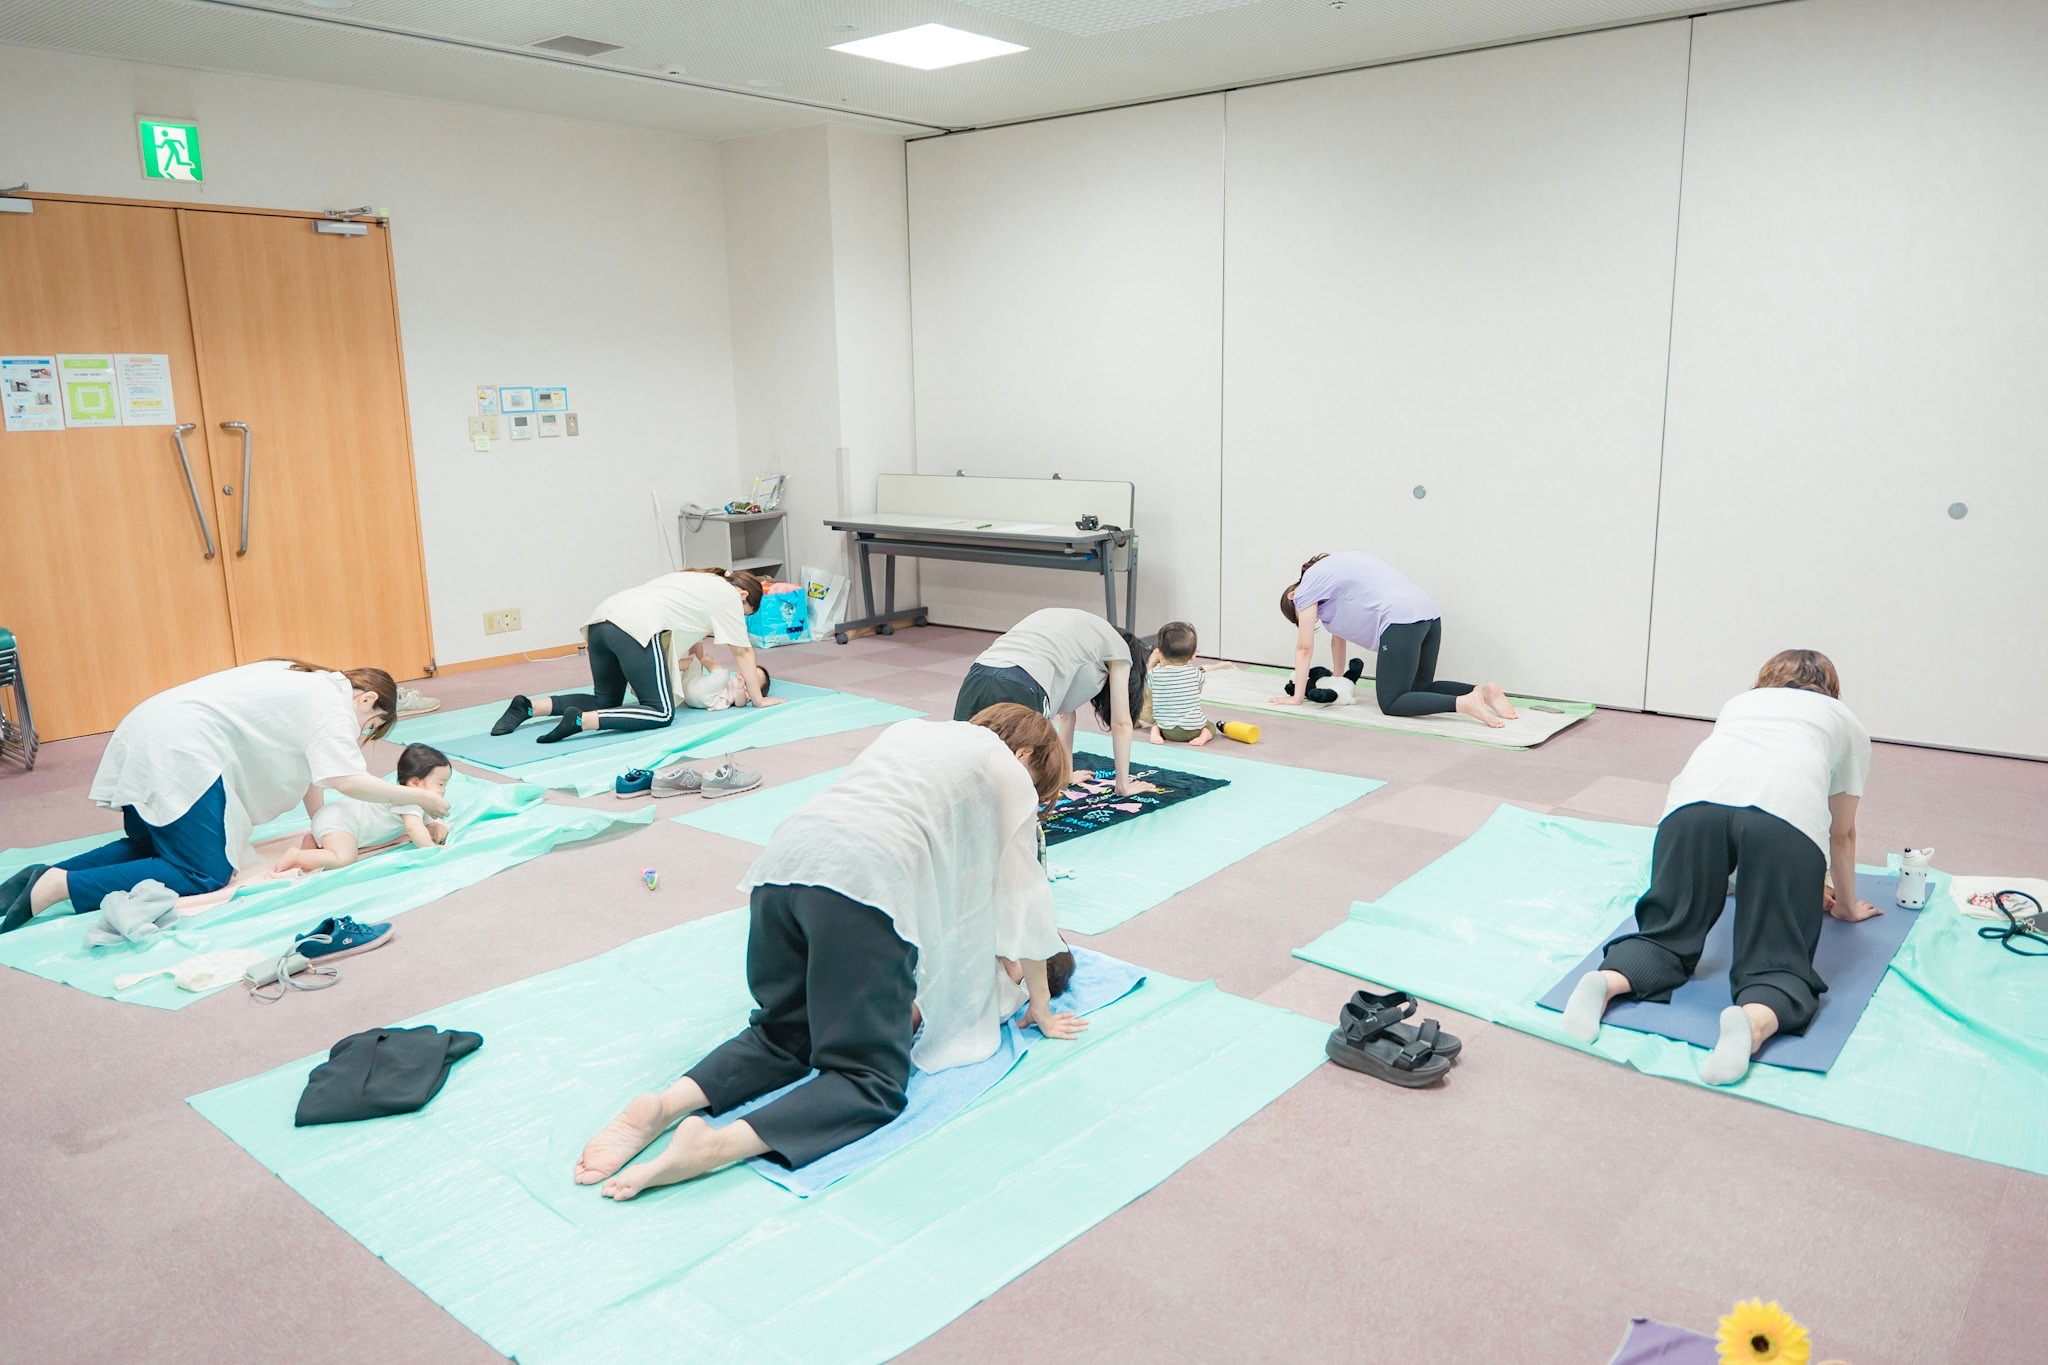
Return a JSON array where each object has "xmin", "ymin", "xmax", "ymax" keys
[
  {"xmin": 280, "ymin": 659, "xmax": 399, "ymax": 741},
  {"xmin": 1278, "ymin": 552, "xmax": 1330, "ymax": 626},
  {"xmin": 687, "ymin": 566, "xmax": 766, "ymax": 615},
  {"xmin": 1090, "ymin": 629, "xmax": 1149, "ymax": 730}
]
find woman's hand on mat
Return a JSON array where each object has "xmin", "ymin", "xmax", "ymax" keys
[
  {"xmin": 1266, "ymin": 694, "xmax": 1303, "ymax": 706},
  {"xmin": 1829, "ymin": 896, "xmax": 1884, "ymax": 922},
  {"xmin": 1026, "ymin": 1006, "xmax": 1089, "ymax": 1040},
  {"xmin": 751, "ymin": 696, "xmax": 788, "ymax": 708}
]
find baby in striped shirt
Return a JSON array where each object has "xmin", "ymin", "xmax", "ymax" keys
[{"xmin": 1144, "ymin": 620, "xmax": 1226, "ymax": 745}]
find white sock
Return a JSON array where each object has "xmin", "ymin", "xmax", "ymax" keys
[
  {"xmin": 1699, "ymin": 1006, "xmax": 1753, "ymax": 1085},
  {"xmin": 1561, "ymin": 972, "xmax": 1609, "ymax": 1043}
]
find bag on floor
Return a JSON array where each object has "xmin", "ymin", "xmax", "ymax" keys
[
  {"xmin": 746, "ymin": 585, "xmax": 810, "ymax": 648},
  {"xmin": 801, "ymin": 564, "xmax": 848, "ymax": 641}
]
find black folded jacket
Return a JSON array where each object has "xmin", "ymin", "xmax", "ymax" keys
[{"xmin": 294, "ymin": 1024, "xmax": 485, "ymax": 1127}]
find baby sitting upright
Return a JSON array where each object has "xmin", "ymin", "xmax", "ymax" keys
[
  {"xmin": 1144, "ymin": 620, "xmax": 1229, "ymax": 745},
  {"xmin": 276, "ymin": 743, "xmax": 453, "ymax": 874}
]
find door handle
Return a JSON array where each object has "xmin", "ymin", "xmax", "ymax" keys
[
  {"xmin": 220, "ymin": 421, "xmax": 252, "ymax": 555},
  {"xmin": 171, "ymin": 423, "xmax": 217, "ymax": 560}
]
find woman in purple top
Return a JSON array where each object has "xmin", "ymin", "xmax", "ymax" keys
[{"xmin": 1270, "ymin": 552, "xmax": 1519, "ymax": 728}]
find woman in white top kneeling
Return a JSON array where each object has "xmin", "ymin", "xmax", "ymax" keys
[
  {"xmin": 491, "ymin": 567, "xmax": 782, "ymax": 745},
  {"xmin": 573, "ymin": 703, "xmax": 1085, "ymax": 1201},
  {"xmin": 1561, "ymin": 649, "xmax": 1880, "ymax": 1085},
  {"xmin": 1, "ymin": 660, "xmax": 449, "ymax": 932}
]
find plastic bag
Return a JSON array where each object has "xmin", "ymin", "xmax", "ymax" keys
[{"xmin": 802, "ymin": 564, "xmax": 848, "ymax": 640}]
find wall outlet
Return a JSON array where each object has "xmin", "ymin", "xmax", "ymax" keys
[{"xmin": 483, "ymin": 607, "xmax": 522, "ymax": 635}]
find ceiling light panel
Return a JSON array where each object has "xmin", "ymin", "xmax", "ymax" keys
[
  {"xmin": 831, "ymin": 23, "xmax": 1028, "ymax": 71},
  {"xmin": 957, "ymin": 0, "xmax": 1263, "ymax": 39}
]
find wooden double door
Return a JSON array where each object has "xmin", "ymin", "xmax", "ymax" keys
[{"xmin": 0, "ymin": 197, "xmax": 433, "ymax": 739}]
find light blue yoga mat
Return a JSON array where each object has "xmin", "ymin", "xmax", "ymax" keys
[
  {"xmin": 392, "ymin": 683, "xmax": 920, "ymax": 797},
  {"xmin": 190, "ymin": 908, "xmax": 1326, "ymax": 1365},
  {"xmin": 1294, "ymin": 803, "xmax": 2048, "ymax": 1175},
  {"xmin": 676, "ymin": 735, "xmax": 1381, "ymax": 935},
  {"xmin": 0, "ymin": 772, "xmax": 651, "ymax": 1009},
  {"xmin": 725, "ymin": 945, "xmax": 1147, "ymax": 1196}
]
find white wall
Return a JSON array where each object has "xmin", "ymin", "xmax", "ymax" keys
[
  {"xmin": 721, "ymin": 125, "xmax": 919, "ymax": 596},
  {"xmin": 1218, "ymin": 23, "xmax": 1691, "ymax": 706},
  {"xmin": 1648, "ymin": 0, "xmax": 2048, "ymax": 756},
  {"xmin": 0, "ymin": 44, "xmax": 741, "ymax": 669},
  {"xmin": 907, "ymin": 97, "xmax": 1226, "ymax": 641}
]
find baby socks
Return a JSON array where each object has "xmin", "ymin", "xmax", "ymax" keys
[
  {"xmin": 490, "ymin": 695, "xmax": 534, "ymax": 736},
  {"xmin": 1698, "ymin": 1006, "xmax": 1754, "ymax": 1086},
  {"xmin": 537, "ymin": 709, "xmax": 584, "ymax": 744}
]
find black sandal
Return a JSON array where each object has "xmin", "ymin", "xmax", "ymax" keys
[
  {"xmin": 1325, "ymin": 990, "xmax": 1452, "ymax": 1087},
  {"xmin": 1341, "ymin": 989, "xmax": 1462, "ymax": 1062}
]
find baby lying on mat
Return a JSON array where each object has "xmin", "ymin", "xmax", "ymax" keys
[
  {"xmin": 678, "ymin": 648, "xmax": 773, "ymax": 711},
  {"xmin": 275, "ymin": 743, "xmax": 453, "ymax": 874}
]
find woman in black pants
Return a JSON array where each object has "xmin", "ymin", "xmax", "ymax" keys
[
  {"xmin": 491, "ymin": 567, "xmax": 782, "ymax": 743},
  {"xmin": 1269, "ymin": 551, "xmax": 1518, "ymax": 726},
  {"xmin": 571, "ymin": 705, "xmax": 1085, "ymax": 1200},
  {"xmin": 1561, "ymin": 649, "xmax": 1880, "ymax": 1085}
]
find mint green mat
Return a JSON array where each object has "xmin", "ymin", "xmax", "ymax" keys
[
  {"xmin": 1293, "ymin": 803, "xmax": 2048, "ymax": 1176},
  {"xmin": 0, "ymin": 773, "xmax": 651, "ymax": 1009},
  {"xmin": 675, "ymin": 736, "xmax": 1382, "ymax": 935},
  {"xmin": 189, "ymin": 908, "xmax": 1327, "ymax": 1364},
  {"xmin": 391, "ymin": 687, "xmax": 921, "ymax": 797}
]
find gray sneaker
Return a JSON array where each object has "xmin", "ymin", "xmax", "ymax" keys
[
  {"xmin": 699, "ymin": 760, "xmax": 762, "ymax": 800},
  {"xmin": 649, "ymin": 764, "xmax": 704, "ymax": 798}
]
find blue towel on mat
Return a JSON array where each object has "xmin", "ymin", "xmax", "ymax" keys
[{"xmin": 721, "ymin": 947, "xmax": 1146, "ymax": 1196}]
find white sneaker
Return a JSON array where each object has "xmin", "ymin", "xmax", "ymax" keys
[
  {"xmin": 395, "ymin": 686, "xmax": 440, "ymax": 718},
  {"xmin": 700, "ymin": 761, "xmax": 763, "ymax": 800},
  {"xmin": 649, "ymin": 765, "xmax": 704, "ymax": 798}
]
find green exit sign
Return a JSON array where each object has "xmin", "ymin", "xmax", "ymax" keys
[{"xmin": 138, "ymin": 118, "xmax": 203, "ymax": 182}]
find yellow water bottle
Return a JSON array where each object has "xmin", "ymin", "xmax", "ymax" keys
[{"xmin": 1220, "ymin": 720, "xmax": 1260, "ymax": 745}]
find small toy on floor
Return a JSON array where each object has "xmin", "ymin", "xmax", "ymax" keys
[
  {"xmin": 642, "ymin": 868, "xmax": 660, "ymax": 892},
  {"xmin": 1284, "ymin": 657, "xmax": 1364, "ymax": 705}
]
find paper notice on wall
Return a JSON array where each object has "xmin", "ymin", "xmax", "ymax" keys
[
  {"xmin": 1, "ymin": 356, "xmax": 63, "ymax": 433},
  {"xmin": 57, "ymin": 354, "xmax": 121, "ymax": 428},
  {"xmin": 115, "ymin": 353, "xmax": 176, "ymax": 425}
]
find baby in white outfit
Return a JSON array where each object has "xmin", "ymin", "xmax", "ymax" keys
[
  {"xmin": 277, "ymin": 743, "xmax": 453, "ymax": 873},
  {"xmin": 679, "ymin": 652, "xmax": 773, "ymax": 711}
]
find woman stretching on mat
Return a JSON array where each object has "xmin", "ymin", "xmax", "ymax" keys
[
  {"xmin": 1560, "ymin": 649, "xmax": 1880, "ymax": 1085},
  {"xmin": 0, "ymin": 660, "xmax": 447, "ymax": 933},
  {"xmin": 1271, "ymin": 551, "xmax": 1517, "ymax": 728},
  {"xmin": 953, "ymin": 606, "xmax": 1147, "ymax": 794},
  {"xmin": 573, "ymin": 704, "xmax": 1085, "ymax": 1200},
  {"xmin": 491, "ymin": 567, "xmax": 783, "ymax": 744}
]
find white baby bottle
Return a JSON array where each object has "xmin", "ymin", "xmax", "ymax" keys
[{"xmin": 1896, "ymin": 848, "xmax": 1934, "ymax": 910}]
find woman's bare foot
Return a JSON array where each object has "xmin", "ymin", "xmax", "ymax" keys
[
  {"xmin": 574, "ymin": 1093, "xmax": 670, "ymax": 1185},
  {"xmin": 1189, "ymin": 727, "xmax": 1213, "ymax": 747},
  {"xmin": 1455, "ymin": 693, "xmax": 1507, "ymax": 729},
  {"xmin": 1480, "ymin": 683, "xmax": 1519, "ymax": 720},
  {"xmin": 602, "ymin": 1116, "xmax": 760, "ymax": 1201}
]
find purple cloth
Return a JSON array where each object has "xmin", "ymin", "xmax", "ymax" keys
[
  {"xmin": 1295, "ymin": 551, "xmax": 1439, "ymax": 651},
  {"xmin": 1606, "ymin": 1318, "xmax": 1720, "ymax": 1364}
]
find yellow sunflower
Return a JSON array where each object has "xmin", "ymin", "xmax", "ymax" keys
[{"xmin": 1716, "ymin": 1299, "xmax": 1812, "ymax": 1365}]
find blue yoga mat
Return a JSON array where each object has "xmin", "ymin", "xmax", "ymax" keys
[
  {"xmin": 433, "ymin": 679, "xmax": 844, "ymax": 769},
  {"xmin": 1534, "ymin": 872, "xmax": 1917, "ymax": 1072},
  {"xmin": 723, "ymin": 946, "xmax": 1147, "ymax": 1196}
]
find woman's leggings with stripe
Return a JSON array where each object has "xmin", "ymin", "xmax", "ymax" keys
[{"xmin": 552, "ymin": 620, "xmax": 675, "ymax": 731}]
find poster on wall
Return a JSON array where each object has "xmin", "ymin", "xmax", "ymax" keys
[
  {"xmin": 476, "ymin": 385, "xmax": 499, "ymax": 415},
  {"xmin": 499, "ymin": 386, "xmax": 535, "ymax": 414},
  {"xmin": 115, "ymin": 354, "xmax": 176, "ymax": 425},
  {"xmin": 1, "ymin": 356, "xmax": 63, "ymax": 433},
  {"xmin": 56, "ymin": 354, "xmax": 120, "ymax": 428},
  {"xmin": 535, "ymin": 386, "xmax": 568, "ymax": 411}
]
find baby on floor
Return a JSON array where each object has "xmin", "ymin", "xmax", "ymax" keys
[
  {"xmin": 679, "ymin": 646, "xmax": 772, "ymax": 711},
  {"xmin": 1144, "ymin": 620, "xmax": 1228, "ymax": 745},
  {"xmin": 276, "ymin": 743, "xmax": 453, "ymax": 873}
]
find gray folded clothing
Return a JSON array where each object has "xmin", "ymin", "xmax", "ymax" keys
[{"xmin": 84, "ymin": 880, "xmax": 181, "ymax": 946}]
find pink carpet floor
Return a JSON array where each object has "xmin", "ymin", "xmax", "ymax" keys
[{"xmin": 2, "ymin": 625, "xmax": 2041, "ymax": 1365}]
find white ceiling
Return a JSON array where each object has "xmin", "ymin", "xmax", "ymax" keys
[{"xmin": 0, "ymin": 0, "xmax": 1770, "ymax": 141}]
